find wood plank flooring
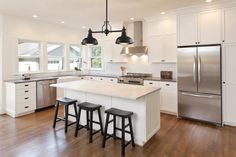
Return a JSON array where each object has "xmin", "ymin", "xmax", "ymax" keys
[{"xmin": 1, "ymin": 108, "xmax": 236, "ymax": 157}]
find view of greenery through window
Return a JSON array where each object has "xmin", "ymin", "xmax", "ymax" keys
[
  {"xmin": 91, "ymin": 46, "xmax": 102, "ymax": 69},
  {"xmin": 69, "ymin": 45, "xmax": 82, "ymax": 70},
  {"xmin": 18, "ymin": 40, "xmax": 40, "ymax": 72}
]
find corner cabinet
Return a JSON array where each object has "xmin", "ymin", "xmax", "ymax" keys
[
  {"xmin": 6, "ymin": 82, "xmax": 36, "ymax": 118},
  {"xmin": 177, "ymin": 10, "xmax": 222, "ymax": 46},
  {"xmin": 144, "ymin": 80, "xmax": 177, "ymax": 115}
]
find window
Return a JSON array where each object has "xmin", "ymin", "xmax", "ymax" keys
[
  {"xmin": 47, "ymin": 43, "xmax": 64, "ymax": 71},
  {"xmin": 90, "ymin": 46, "xmax": 102, "ymax": 69},
  {"xmin": 69, "ymin": 45, "xmax": 82, "ymax": 70},
  {"xmin": 18, "ymin": 40, "xmax": 40, "ymax": 72}
]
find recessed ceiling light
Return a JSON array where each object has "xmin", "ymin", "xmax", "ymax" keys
[
  {"xmin": 130, "ymin": 17, "xmax": 134, "ymax": 21},
  {"xmin": 206, "ymin": 0, "xmax": 212, "ymax": 3},
  {"xmin": 161, "ymin": 12, "xmax": 166, "ymax": 15},
  {"xmin": 61, "ymin": 21, "xmax": 65, "ymax": 24},
  {"xmin": 33, "ymin": 15, "xmax": 38, "ymax": 18},
  {"xmin": 82, "ymin": 26, "xmax": 86, "ymax": 29}
]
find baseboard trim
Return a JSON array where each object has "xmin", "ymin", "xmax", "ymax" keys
[
  {"xmin": 224, "ymin": 122, "xmax": 236, "ymax": 127},
  {"xmin": 160, "ymin": 110, "xmax": 178, "ymax": 116}
]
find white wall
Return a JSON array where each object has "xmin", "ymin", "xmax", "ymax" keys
[{"xmin": 0, "ymin": 15, "xmax": 83, "ymax": 113}]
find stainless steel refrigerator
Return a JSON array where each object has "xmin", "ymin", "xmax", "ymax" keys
[{"xmin": 177, "ymin": 44, "xmax": 222, "ymax": 125}]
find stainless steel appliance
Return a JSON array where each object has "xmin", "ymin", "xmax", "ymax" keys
[
  {"xmin": 36, "ymin": 79, "xmax": 57, "ymax": 110},
  {"xmin": 118, "ymin": 73, "xmax": 152, "ymax": 85},
  {"xmin": 177, "ymin": 44, "xmax": 222, "ymax": 125}
]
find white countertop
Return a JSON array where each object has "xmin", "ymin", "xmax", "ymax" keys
[{"xmin": 51, "ymin": 80, "xmax": 161, "ymax": 100}]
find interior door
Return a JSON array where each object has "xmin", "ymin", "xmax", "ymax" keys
[
  {"xmin": 197, "ymin": 46, "xmax": 221, "ymax": 95},
  {"xmin": 177, "ymin": 47, "xmax": 198, "ymax": 92}
]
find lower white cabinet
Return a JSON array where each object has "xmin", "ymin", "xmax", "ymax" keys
[
  {"xmin": 144, "ymin": 80, "xmax": 177, "ymax": 114},
  {"xmin": 6, "ymin": 82, "xmax": 36, "ymax": 117}
]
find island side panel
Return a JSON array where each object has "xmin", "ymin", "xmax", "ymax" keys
[
  {"xmin": 145, "ymin": 90, "xmax": 161, "ymax": 141},
  {"xmin": 111, "ymin": 97, "xmax": 147, "ymax": 146}
]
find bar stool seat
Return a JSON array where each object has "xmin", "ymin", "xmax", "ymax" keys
[
  {"xmin": 75, "ymin": 102, "xmax": 103, "ymax": 143},
  {"xmin": 102, "ymin": 107, "xmax": 135, "ymax": 156},
  {"xmin": 53, "ymin": 97, "xmax": 78, "ymax": 133}
]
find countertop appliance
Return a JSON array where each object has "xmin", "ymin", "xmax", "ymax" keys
[
  {"xmin": 118, "ymin": 73, "xmax": 152, "ymax": 85},
  {"xmin": 177, "ymin": 44, "xmax": 222, "ymax": 125},
  {"xmin": 36, "ymin": 79, "xmax": 57, "ymax": 110}
]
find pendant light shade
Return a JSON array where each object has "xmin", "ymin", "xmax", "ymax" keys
[
  {"xmin": 116, "ymin": 27, "xmax": 133, "ymax": 45},
  {"xmin": 81, "ymin": 29, "xmax": 98, "ymax": 46}
]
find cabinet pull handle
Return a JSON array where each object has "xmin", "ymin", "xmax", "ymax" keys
[
  {"xmin": 166, "ymin": 84, "xmax": 170, "ymax": 86},
  {"xmin": 25, "ymin": 90, "xmax": 29, "ymax": 93},
  {"xmin": 110, "ymin": 79, "xmax": 113, "ymax": 81},
  {"xmin": 81, "ymin": 77, "xmax": 84, "ymax": 79},
  {"xmin": 25, "ymin": 84, "xmax": 29, "ymax": 87},
  {"xmin": 161, "ymin": 60, "xmax": 165, "ymax": 62},
  {"xmin": 90, "ymin": 78, "xmax": 93, "ymax": 79},
  {"xmin": 25, "ymin": 97, "xmax": 29, "ymax": 100},
  {"xmin": 24, "ymin": 106, "xmax": 29, "ymax": 109},
  {"xmin": 149, "ymin": 82, "xmax": 153, "ymax": 84},
  {"xmin": 100, "ymin": 78, "xmax": 103, "ymax": 80}
]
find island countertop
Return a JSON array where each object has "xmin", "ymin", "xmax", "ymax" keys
[{"xmin": 51, "ymin": 80, "xmax": 161, "ymax": 100}]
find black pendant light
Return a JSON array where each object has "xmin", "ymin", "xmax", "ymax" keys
[
  {"xmin": 81, "ymin": 0, "xmax": 133, "ymax": 46},
  {"xmin": 81, "ymin": 29, "xmax": 98, "ymax": 45}
]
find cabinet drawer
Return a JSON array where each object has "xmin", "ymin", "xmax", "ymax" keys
[
  {"xmin": 15, "ymin": 101, "xmax": 36, "ymax": 114},
  {"xmin": 16, "ymin": 93, "xmax": 36, "ymax": 103},
  {"xmin": 16, "ymin": 87, "xmax": 36, "ymax": 96},
  {"xmin": 16, "ymin": 82, "xmax": 36, "ymax": 90},
  {"xmin": 159, "ymin": 82, "xmax": 177, "ymax": 88},
  {"xmin": 144, "ymin": 81, "xmax": 159, "ymax": 86}
]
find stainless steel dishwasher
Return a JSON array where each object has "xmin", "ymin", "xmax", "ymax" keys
[{"xmin": 36, "ymin": 79, "xmax": 57, "ymax": 110}]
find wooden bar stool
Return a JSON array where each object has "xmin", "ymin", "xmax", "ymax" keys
[
  {"xmin": 102, "ymin": 108, "xmax": 135, "ymax": 156},
  {"xmin": 53, "ymin": 97, "xmax": 77, "ymax": 133},
  {"xmin": 74, "ymin": 102, "xmax": 103, "ymax": 143}
]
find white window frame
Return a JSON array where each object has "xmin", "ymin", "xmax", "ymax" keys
[
  {"xmin": 69, "ymin": 44, "xmax": 83, "ymax": 70},
  {"xmin": 89, "ymin": 46, "xmax": 103, "ymax": 70}
]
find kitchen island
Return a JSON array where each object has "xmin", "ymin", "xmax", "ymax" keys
[{"xmin": 51, "ymin": 80, "xmax": 161, "ymax": 146}]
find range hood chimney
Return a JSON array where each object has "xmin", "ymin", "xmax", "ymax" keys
[{"xmin": 121, "ymin": 21, "xmax": 148, "ymax": 55}]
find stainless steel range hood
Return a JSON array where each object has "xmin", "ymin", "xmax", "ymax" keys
[{"xmin": 121, "ymin": 21, "xmax": 148, "ymax": 55}]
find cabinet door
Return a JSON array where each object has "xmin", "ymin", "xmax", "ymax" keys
[
  {"xmin": 148, "ymin": 36, "xmax": 163, "ymax": 63},
  {"xmin": 198, "ymin": 10, "xmax": 222, "ymax": 44},
  {"xmin": 224, "ymin": 84, "xmax": 236, "ymax": 124},
  {"xmin": 178, "ymin": 13, "xmax": 198, "ymax": 46},
  {"xmin": 225, "ymin": 45, "xmax": 236, "ymax": 84},
  {"xmin": 159, "ymin": 82, "xmax": 177, "ymax": 114},
  {"xmin": 224, "ymin": 7, "xmax": 236, "ymax": 44},
  {"xmin": 163, "ymin": 34, "xmax": 177, "ymax": 63},
  {"xmin": 100, "ymin": 39, "xmax": 113, "ymax": 62}
]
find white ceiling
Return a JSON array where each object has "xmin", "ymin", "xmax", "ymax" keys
[{"xmin": 0, "ymin": 0, "xmax": 221, "ymax": 30}]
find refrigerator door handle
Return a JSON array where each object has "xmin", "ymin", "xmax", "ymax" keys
[
  {"xmin": 198, "ymin": 56, "xmax": 201, "ymax": 84},
  {"xmin": 181, "ymin": 92, "xmax": 216, "ymax": 99},
  {"xmin": 193, "ymin": 56, "xmax": 197, "ymax": 83}
]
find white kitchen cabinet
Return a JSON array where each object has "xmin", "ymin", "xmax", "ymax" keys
[
  {"xmin": 177, "ymin": 10, "xmax": 222, "ymax": 46},
  {"xmin": 224, "ymin": 7, "xmax": 236, "ymax": 44},
  {"xmin": 144, "ymin": 80, "xmax": 177, "ymax": 114},
  {"xmin": 6, "ymin": 82, "xmax": 36, "ymax": 117},
  {"xmin": 148, "ymin": 34, "xmax": 177, "ymax": 63},
  {"xmin": 198, "ymin": 10, "xmax": 222, "ymax": 45},
  {"xmin": 223, "ymin": 44, "xmax": 236, "ymax": 126},
  {"xmin": 178, "ymin": 13, "xmax": 198, "ymax": 46}
]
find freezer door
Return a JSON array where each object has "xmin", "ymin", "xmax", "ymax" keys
[
  {"xmin": 198, "ymin": 46, "xmax": 221, "ymax": 95},
  {"xmin": 178, "ymin": 91, "xmax": 222, "ymax": 124},
  {"xmin": 177, "ymin": 47, "xmax": 198, "ymax": 92}
]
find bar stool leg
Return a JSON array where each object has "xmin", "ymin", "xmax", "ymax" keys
[
  {"xmin": 102, "ymin": 113, "xmax": 110, "ymax": 148},
  {"xmin": 86, "ymin": 110, "xmax": 89, "ymax": 130},
  {"xmin": 121, "ymin": 117, "xmax": 125, "ymax": 156},
  {"xmin": 89, "ymin": 110, "xmax": 93, "ymax": 143},
  {"xmin": 64, "ymin": 105, "xmax": 69, "ymax": 133},
  {"xmin": 128, "ymin": 117, "xmax": 135, "ymax": 147},
  {"xmin": 73, "ymin": 103, "xmax": 78, "ymax": 118},
  {"xmin": 53, "ymin": 102, "xmax": 59, "ymax": 128},
  {"xmin": 75, "ymin": 108, "xmax": 82, "ymax": 137},
  {"xmin": 97, "ymin": 108, "xmax": 104, "ymax": 135},
  {"xmin": 113, "ymin": 115, "xmax": 116, "ymax": 140}
]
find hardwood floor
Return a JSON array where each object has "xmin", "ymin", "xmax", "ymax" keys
[{"xmin": 1, "ymin": 108, "xmax": 236, "ymax": 157}]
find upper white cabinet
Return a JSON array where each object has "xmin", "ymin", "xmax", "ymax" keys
[
  {"xmin": 178, "ymin": 13, "xmax": 198, "ymax": 46},
  {"xmin": 148, "ymin": 34, "xmax": 177, "ymax": 63},
  {"xmin": 146, "ymin": 16, "xmax": 177, "ymax": 63},
  {"xmin": 224, "ymin": 7, "xmax": 236, "ymax": 44},
  {"xmin": 177, "ymin": 10, "xmax": 222, "ymax": 46}
]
